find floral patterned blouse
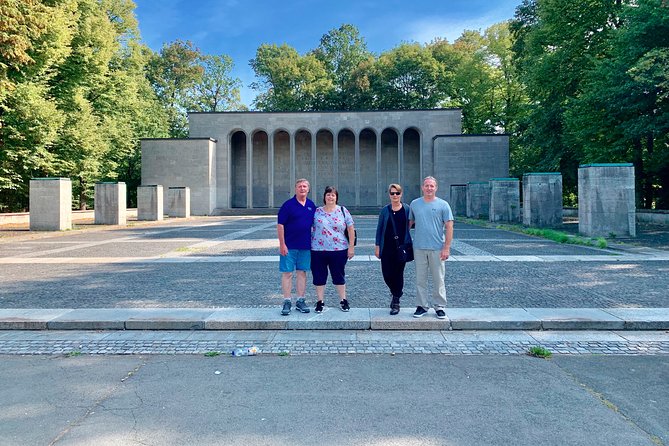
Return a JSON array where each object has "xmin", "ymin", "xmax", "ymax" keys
[{"xmin": 311, "ymin": 205, "xmax": 354, "ymax": 251}]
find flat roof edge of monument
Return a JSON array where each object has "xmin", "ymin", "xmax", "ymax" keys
[
  {"xmin": 187, "ymin": 107, "xmax": 462, "ymax": 115},
  {"xmin": 432, "ymin": 133, "xmax": 510, "ymax": 140},
  {"xmin": 140, "ymin": 137, "xmax": 218, "ymax": 142},
  {"xmin": 579, "ymin": 163, "xmax": 634, "ymax": 168}
]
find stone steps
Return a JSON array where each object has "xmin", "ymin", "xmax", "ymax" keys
[{"xmin": 1, "ymin": 308, "xmax": 667, "ymax": 331}]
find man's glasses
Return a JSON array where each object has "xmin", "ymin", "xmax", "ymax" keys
[{"xmin": 389, "ymin": 192, "xmax": 401, "ymax": 196}]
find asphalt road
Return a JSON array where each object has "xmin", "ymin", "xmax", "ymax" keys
[{"xmin": 1, "ymin": 354, "xmax": 667, "ymax": 446}]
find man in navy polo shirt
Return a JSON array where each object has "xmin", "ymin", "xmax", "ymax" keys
[{"xmin": 277, "ymin": 178, "xmax": 316, "ymax": 315}]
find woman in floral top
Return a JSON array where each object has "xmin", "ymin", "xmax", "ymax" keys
[{"xmin": 311, "ymin": 186, "xmax": 355, "ymax": 313}]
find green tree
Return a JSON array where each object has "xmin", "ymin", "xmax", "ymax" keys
[
  {"xmin": 372, "ymin": 43, "xmax": 444, "ymax": 110},
  {"xmin": 0, "ymin": 0, "xmax": 76, "ymax": 211},
  {"xmin": 250, "ymin": 43, "xmax": 332, "ymax": 111},
  {"xmin": 188, "ymin": 54, "xmax": 245, "ymax": 112},
  {"xmin": 146, "ymin": 39, "xmax": 204, "ymax": 137},
  {"xmin": 564, "ymin": 0, "xmax": 669, "ymax": 208},
  {"xmin": 510, "ymin": 0, "xmax": 621, "ymax": 195},
  {"xmin": 312, "ymin": 24, "xmax": 373, "ymax": 110}
]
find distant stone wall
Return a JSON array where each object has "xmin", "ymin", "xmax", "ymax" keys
[
  {"xmin": 433, "ymin": 135, "xmax": 509, "ymax": 203},
  {"xmin": 141, "ymin": 138, "xmax": 216, "ymax": 215}
]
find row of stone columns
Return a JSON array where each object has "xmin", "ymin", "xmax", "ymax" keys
[
  {"xmin": 28, "ymin": 179, "xmax": 192, "ymax": 230},
  {"xmin": 447, "ymin": 164, "xmax": 636, "ymax": 237}
]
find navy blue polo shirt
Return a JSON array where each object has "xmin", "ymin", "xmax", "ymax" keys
[{"xmin": 277, "ymin": 195, "xmax": 316, "ymax": 250}]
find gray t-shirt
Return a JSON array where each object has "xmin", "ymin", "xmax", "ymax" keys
[{"xmin": 408, "ymin": 197, "xmax": 454, "ymax": 251}]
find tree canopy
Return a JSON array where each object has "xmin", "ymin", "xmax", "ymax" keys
[{"xmin": 1, "ymin": 2, "xmax": 667, "ymax": 211}]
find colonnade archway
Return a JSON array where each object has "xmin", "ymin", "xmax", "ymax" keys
[{"xmin": 229, "ymin": 127, "xmax": 422, "ymax": 208}]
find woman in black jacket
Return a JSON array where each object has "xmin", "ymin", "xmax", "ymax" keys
[{"xmin": 375, "ymin": 183, "xmax": 413, "ymax": 315}]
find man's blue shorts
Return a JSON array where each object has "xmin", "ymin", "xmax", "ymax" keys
[{"xmin": 279, "ymin": 249, "xmax": 311, "ymax": 272}]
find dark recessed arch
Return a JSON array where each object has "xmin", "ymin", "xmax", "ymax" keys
[{"xmin": 230, "ymin": 130, "xmax": 247, "ymax": 208}]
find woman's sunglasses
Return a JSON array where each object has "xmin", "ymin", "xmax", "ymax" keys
[{"xmin": 389, "ymin": 192, "xmax": 401, "ymax": 196}]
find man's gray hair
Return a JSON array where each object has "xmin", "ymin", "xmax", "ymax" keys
[{"xmin": 423, "ymin": 176, "xmax": 438, "ymax": 186}]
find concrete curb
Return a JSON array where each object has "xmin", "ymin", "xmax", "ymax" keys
[{"xmin": 1, "ymin": 308, "xmax": 668, "ymax": 331}]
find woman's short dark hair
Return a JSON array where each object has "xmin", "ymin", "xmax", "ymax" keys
[{"xmin": 323, "ymin": 186, "xmax": 339, "ymax": 204}]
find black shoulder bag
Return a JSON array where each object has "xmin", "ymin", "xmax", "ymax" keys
[{"xmin": 340, "ymin": 206, "xmax": 357, "ymax": 246}]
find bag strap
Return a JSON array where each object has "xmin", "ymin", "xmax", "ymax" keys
[{"xmin": 340, "ymin": 206, "xmax": 351, "ymax": 233}]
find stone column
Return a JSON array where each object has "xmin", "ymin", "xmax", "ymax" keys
[
  {"xmin": 94, "ymin": 182, "xmax": 126, "ymax": 225},
  {"xmin": 355, "ymin": 131, "xmax": 360, "ymax": 206},
  {"xmin": 29, "ymin": 178, "xmax": 72, "ymax": 231},
  {"xmin": 246, "ymin": 133, "xmax": 253, "ymax": 209},
  {"xmin": 449, "ymin": 184, "xmax": 467, "ymax": 218},
  {"xmin": 523, "ymin": 173, "xmax": 562, "ymax": 227},
  {"xmin": 578, "ymin": 163, "xmax": 636, "ymax": 237},
  {"xmin": 168, "ymin": 187, "xmax": 191, "ymax": 218},
  {"xmin": 137, "ymin": 185, "xmax": 163, "ymax": 221},
  {"xmin": 376, "ymin": 132, "xmax": 382, "ymax": 206},
  {"xmin": 466, "ymin": 181, "xmax": 490, "ymax": 220},
  {"xmin": 268, "ymin": 136, "xmax": 275, "ymax": 208},
  {"xmin": 489, "ymin": 178, "xmax": 521, "ymax": 223}
]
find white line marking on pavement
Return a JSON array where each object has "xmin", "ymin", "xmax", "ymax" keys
[{"xmin": 1, "ymin": 254, "xmax": 668, "ymax": 264}]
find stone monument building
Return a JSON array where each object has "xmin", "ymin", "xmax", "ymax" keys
[{"xmin": 141, "ymin": 109, "xmax": 509, "ymax": 215}]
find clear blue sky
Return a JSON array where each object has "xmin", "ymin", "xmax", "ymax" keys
[{"xmin": 134, "ymin": 0, "xmax": 522, "ymax": 108}]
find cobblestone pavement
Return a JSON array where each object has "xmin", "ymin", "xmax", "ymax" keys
[
  {"xmin": 0, "ymin": 216, "xmax": 668, "ymax": 309},
  {"xmin": 1, "ymin": 330, "xmax": 668, "ymax": 356}
]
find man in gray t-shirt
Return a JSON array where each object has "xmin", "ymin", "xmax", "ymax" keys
[{"xmin": 408, "ymin": 176, "xmax": 454, "ymax": 319}]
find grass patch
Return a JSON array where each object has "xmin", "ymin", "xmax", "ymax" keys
[
  {"xmin": 459, "ymin": 217, "xmax": 608, "ymax": 249},
  {"xmin": 277, "ymin": 351, "xmax": 290, "ymax": 357},
  {"xmin": 528, "ymin": 346, "xmax": 552, "ymax": 358},
  {"xmin": 66, "ymin": 350, "xmax": 83, "ymax": 357},
  {"xmin": 204, "ymin": 351, "xmax": 221, "ymax": 357}
]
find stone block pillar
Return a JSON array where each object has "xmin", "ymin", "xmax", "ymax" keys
[
  {"xmin": 489, "ymin": 178, "xmax": 521, "ymax": 223},
  {"xmin": 466, "ymin": 182, "xmax": 490, "ymax": 219},
  {"xmin": 94, "ymin": 182, "xmax": 127, "ymax": 225},
  {"xmin": 29, "ymin": 178, "xmax": 72, "ymax": 231},
  {"xmin": 578, "ymin": 163, "xmax": 636, "ymax": 237},
  {"xmin": 523, "ymin": 173, "xmax": 563, "ymax": 227},
  {"xmin": 168, "ymin": 187, "xmax": 190, "ymax": 218},
  {"xmin": 137, "ymin": 185, "xmax": 164, "ymax": 221},
  {"xmin": 449, "ymin": 184, "xmax": 467, "ymax": 218}
]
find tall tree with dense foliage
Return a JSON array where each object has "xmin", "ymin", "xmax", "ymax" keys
[
  {"xmin": 187, "ymin": 54, "xmax": 246, "ymax": 112},
  {"xmin": 250, "ymin": 43, "xmax": 332, "ymax": 111},
  {"xmin": 0, "ymin": 0, "xmax": 75, "ymax": 210},
  {"xmin": 512, "ymin": 0, "xmax": 668, "ymax": 207},
  {"xmin": 311, "ymin": 24, "xmax": 373, "ymax": 110},
  {"xmin": 146, "ymin": 39, "xmax": 204, "ymax": 137},
  {"xmin": 564, "ymin": 0, "xmax": 669, "ymax": 208},
  {"xmin": 0, "ymin": 0, "xmax": 169, "ymax": 211},
  {"xmin": 510, "ymin": 0, "xmax": 625, "ymax": 196}
]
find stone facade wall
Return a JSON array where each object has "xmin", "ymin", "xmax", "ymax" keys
[
  {"xmin": 141, "ymin": 109, "xmax": 510, "ymax": 214},
  {"xmin": 141, "ymin": 138, "xmax": 216, "ymax": 215},
  {"xmin": 433, "ymin": 135, "xmax": 509, "ymax": 203}
]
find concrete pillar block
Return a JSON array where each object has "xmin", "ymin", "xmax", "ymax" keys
[
  {"xmin": 489, "ymin": 178, "xmax": 521, "ymax": 223},
  {"xmin": 137, "ymin": 185, "xmax": 164, "ymax": 221},
  {"xmin": 29, "ymin": 178, "xmax": 72, "ymax": 231},
  {"xmin": 466, "ymin": 182, "xmax": 490, "ymax": 219},
  {"xmin": 523, "ymin": 173, "xmax": 563, "ymax": 227},
  {"xmin": 449, "ymin": 184, "xmax": 467, "ymax": 218},
  {"xmin": 94, "ymin": 182, "xmax": 127, "ymax": 225},
  {"xmin": 168, "ymin": 187, "xmax": 190, "ymax": 218},
  {"xmin": 578, "ymin": 163, "xmax": 635, "ymax": 237}
]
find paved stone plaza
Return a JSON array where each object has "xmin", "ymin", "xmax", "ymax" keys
[{"xmin": 1, "ymin": 216, "xmax": 668, "ymax": 356}]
